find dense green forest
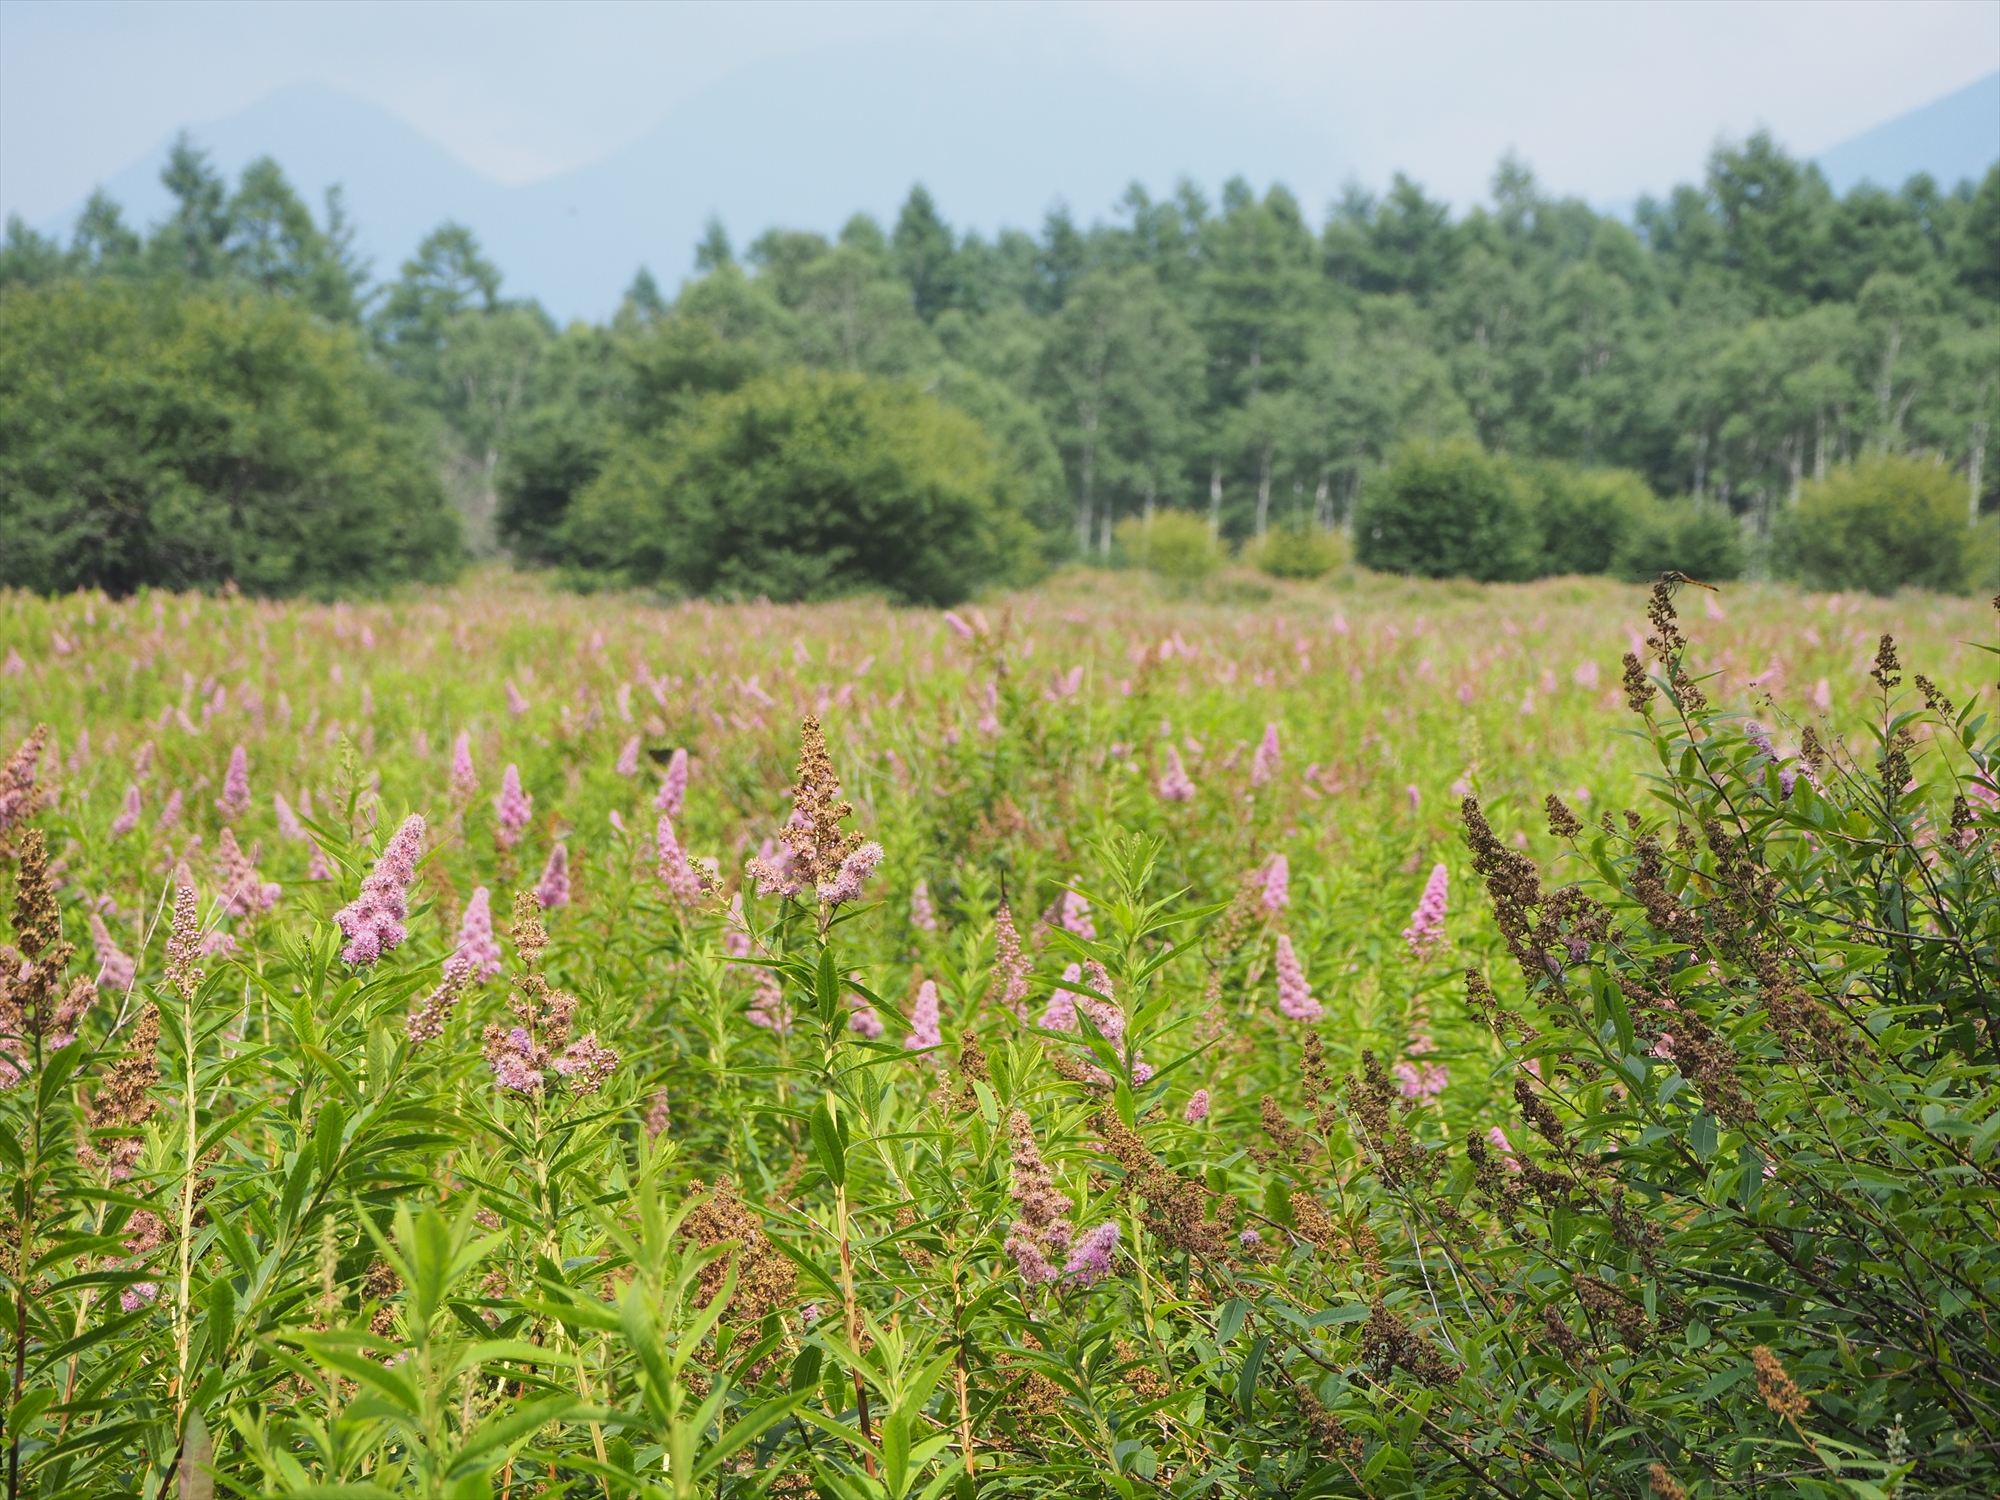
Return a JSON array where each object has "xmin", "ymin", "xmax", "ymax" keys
[{"xmin": 3, "ymin": 131, "xmax": 1998, "ymax": 599}]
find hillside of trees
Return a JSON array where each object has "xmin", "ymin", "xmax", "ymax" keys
[{"xmin": 3, "ymin": 131, "xmax": 1997, "ymax": 599}]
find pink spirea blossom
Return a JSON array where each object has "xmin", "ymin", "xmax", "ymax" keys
[
  {"xmin": 1041, "ymin": 964, "xmax": 1082, "ymax": 1031},
  {"xmin": 1250, "ymin": 722, "xmax": 1281, "ymax": 788},
  {"xmin": 505, "ymin": 680, "xmax": 529, "ymax": 717},
  {"xmin": 306, "ymin": 843, "xmax": 332, "ymax": 881},
  {"xmin": 943, "ymin": 611, "xmax": 976, "ymax": 640},
  {"xmin": 1650, "ymin": 1032, "xmax": 1677, "ymax": 1063},
  {"xmin": 847, "ymin": 1002, "xmax": 884, "ymax": 1039},
  {"xmin": 120, "ymin": 1283, "xmax": 159, "ymax": 1313},
  {"xmin": 406, "ymin": 956, "xmax": 472, "ymax": 1045},
  {"xmin": 449, "ymin": 733, "xmax": 477, "ymax": 801},
  {"xmin": 198, "ymin": 929, "xmax": 239, "ymax": 960},
  {"xmin": 91, "ymin": 913, "xmax": 136, "ymax": 992},
  {"xmin": 906, "ymin": 979, "xmax": 942, "ymax": 1052},
  {"xmin": 494, "ymin": 765, "xmax": 532, "ymax": 848},
  {"xmin": 158, "ymin": 788, "xmax": 183, "ymax": 831},
  {"xmin": 1155, "ymin": 746, "xmax": 1197, "ymax": 803},
  {"xmin": 1064, "ymin": 1221, "xmax": 1120, "ymax": 1287},
  {"xmin": 1053, "ymin": 889, "xmax": 1095, "ymax": 939},
  {"xmin": 1744, "ymin": 722, "xmax": 1798, "ymax": 797},
  {"xmin": 655, "ymin": 748, "xmax": 689, "ymax": 816},
  {"xmin": 655, "ymin": 814, "xmax": 704, "ymax": 904},
  {"xmin": 333, "ymin": 814, "xmax": 426, "ymax": 966},
  {"xmin": 554, "ymin": 1032, "xmax": 618, "ymax": 1094},
  {"xmin": 1486, "ymin": 1126, "xmax": 1520, "ymax": 1172},
  {"xmin": 1394, "ymin": 1059, "xmax": 1449, "ymax": 1100},
  {"xmin": 491, "ymin": 1028, "xmax": 543, "ymax": 1092},
  {"xmin": 1183, "ymin": 1088, "xmax": 1210, "ymax": 1124},
  {"xmin": 746, "ymin": 976, "xmax": 790, "ymax": 1033},
  {"xmin": 216, "ymin": 744, "xmax": 250, "ymax": 820},
  {"xmin": 216, "ymin": 828, "xmax": 280, "ymax": 916},
  {"xmin": 991, "ymin": 901, "xmax": 1030, "ymax": 1016},
  {"xmin": 1262, "ymin": 853, "xmax": 1289, "ymax": 913},
  {"xmin": 274, "ymin": 792, "xmax": 304, "ymax": 841},
  {"xmin": 820, "ymin": 841, "xmax": 883, "ymax": 907},
  {"xmin": 535, "ymin": 844, "xmax": 570, "ymax": 909},
  {"xmin": 615, "ymin": 735, "xmax": 641, "ymax": 777},
  {"xmin": 909, "ymin": 878, "xmax": 937, "ymax": 933},
  {"xmin": 1402, "ymin": 863, "xmax": 1449, "ymax": 958},
  {"xmin": 1275, "ymin": 934, "xmax": 1322, "ymax": 1022},
  {"xmin": 111, "ymin": 785, "xmax": 141, "ymax": 837}
]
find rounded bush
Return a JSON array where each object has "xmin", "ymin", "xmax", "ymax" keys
[
  {"xmin": 1612, "ymin": 501, "xmax": 1745, "ymax": 583},
  {"xmin": 567, "ymin": 367, "xmax": 1036, "ymax": 605},
  {"xmin": 1775, "ymin": 454, "xmax": 1970, "ymax": 595},
  {"xmin": 1354, "ymin": 439, "xmax": 1537, "ymax": 582},
  {"xmin": 1246, "ymin": 522, "xmax": 1348, "ymax": 580},
  {"xmin": 1114, "ymin": 511, "xmax": 1222, "ymax": 588}
]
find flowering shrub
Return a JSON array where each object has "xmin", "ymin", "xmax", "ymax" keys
[{"xmin": 0, "ymin": 573, "xmax": 1995, "ymax": 1497}]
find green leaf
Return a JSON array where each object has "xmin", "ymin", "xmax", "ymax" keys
[{"xmin": 812, "ymin": 1098, "xmax": 847, "ymax": 1186}]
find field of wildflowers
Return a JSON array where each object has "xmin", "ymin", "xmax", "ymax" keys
[{"xmin": 2, "ymin": 568, "xmax": 1997, "ymax": 1499}]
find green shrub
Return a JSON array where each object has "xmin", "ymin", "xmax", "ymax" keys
[
  {"xmin": 1519, "ymin": 462, "xmax": 1653, "ymax": 575},
  {"xmin": 1354, "ymin": 438, "xmax": 1538, "ymax": 581},
  {"xmin": 564, "ymin": 367, "xmax": 1036, "ymax": 605},
  {"xmin": 1612, "ymin": 498, "xmax": 1746, "ymax": 581},
  {"xmin": 1114, "ymin": 509, "xmax": 1223, "ymax": 587},
  {"xmin": 0, "ymin": 279, "xmax": 460, "ymax": 596},
  {"xmin": 1244, "ymin": 522, "xmax": 1349, "ymax": 580},
  {"xmin": 1774, "ymin": 453, "xmax": 1970, "ymax": 594}
]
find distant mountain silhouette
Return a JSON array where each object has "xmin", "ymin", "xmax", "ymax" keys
[
  {"xmin": 47, "ymin": 52, "xmax": 2000, "ymax": 324},
  {"xmin": 55, "ymin": 34, "xmax": 1345, "ymax": 323},
  {"xmin": 1814, "ymin": 71, "xmax": 1998, "ymax": 194}
]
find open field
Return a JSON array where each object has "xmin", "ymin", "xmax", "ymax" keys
[{"xmin": 1, "ymin": 570, "xmax": 1997, "ymax": 1497}]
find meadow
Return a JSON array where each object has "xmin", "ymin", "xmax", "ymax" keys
[{"xmin": 2, "ymin": 568, "xmax": 1997, "ymax": 1499}]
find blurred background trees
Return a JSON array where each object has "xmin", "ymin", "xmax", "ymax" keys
[{"xmin": 2, "ymin": 130, "xmax": 1997, "ymax": 599}]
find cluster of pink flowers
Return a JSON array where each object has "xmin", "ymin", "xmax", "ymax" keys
[
  {"xmin": 494, "ymin": 765, "xmax": 533, "ymax": 849},
  {"xmin": 453, "ymin": 887, "xmax": 504, "ymax": 981},
  {"xmin": 1063, "ymin": 1221, "xmax": 1121, "ymax": 1287},
  {"xmin": 111, "ymin": 785, "xmax": 141, "ymax": 837},
  {"xmin": 215, "ymin": 829, "xmax": 280, "ymax": 917},
  {"xmin": 1275, "ymin": 934, "xmax": 1322, "ymax": 1022},
  {"xmin": 656, "ymin": 814, "xmax": 705, "ymax": 904},
  {"xmin": 406, "ymin": 956, "xmax": 473, "ymax": 1045},
  {"xmin": 989, "ymin": 901, "xmax": 1030, "ymax": 1017},
  {"xmin": 905, "ymin": 979, "xmax": 942, "ymax": 1053},
  {"xmin": 215, "ymin": 745, "xmax": 251, "ymax": 821},
  {"xmin": 909, "ymin": 878, "xmax": 937, "ymax": 933},
  {"xmin": 1048, "ymin": 889, "xmax": 1095, "ymax": 939},
  {"xmin": 847, "ymin": 1000, "xmax": 884, "ymax": 1038},
  {"xmin": 90, "ymin": 913, "xmax": 136, "ymax": 992},
  {"xmin": 1402, "ymin": 863, "xmax": 1449, "ymax": 958},
  {"xmin": 656, "ymin": 748, "xmax": 689, "ymax": 816},
  {"xmin": 820, "ymin": 841, "xmax": 884, "ymax": 907},
  {"xmin": 489, "ymin": 1027, "xmax": 546, "ymax": 1092},
  {"xmin": 505, "ymin": 679, "xmax": 530, "ymax": 717},
  {"xmin": 449, "ymin": 733, "xmax": 477, "ymax": 801},
  {"xmin": 553, "ymin": 1033, "xmax": 618, "ymax": 1094},
  {"xmin": 1261, "ymin": 853, "xmax": 1289, "ymax": 913},
  {"xmin": 0, "ymin": 726, "xmax": 47, "ymax": 839},
  {"xmin": 1004, "ymin": 1110, "xmax": 1073, "ymax": 1287},
  {"xmin": 332, "ymin": 814, "xmax": 425, "ymax": 965},
  {"xmin": 1155, "ymin": 746, "xmax": 1197, "ymax": 803},
  {"xmin": 535, "ymin": 845, "xmax": 570, "ymax": 909},
  {"xmin": 1393, "ymin": 1058, "xmax": 1450, "ymax": 1100},
  {"xmin": 615, "ymin": 735, "xmax": 641, "ymax": 777},
  {"xmin": 1250, "ymin": 722, "xmax": 1281, "ymax": 789},
  {"xmin": 1183, "ymin": 1088, "xmax": 1210, "ymax": 1124}
]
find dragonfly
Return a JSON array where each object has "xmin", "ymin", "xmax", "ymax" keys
[{"xmin": 1655, "ymin": 570, "xmax": 1720, "ymax": 597}]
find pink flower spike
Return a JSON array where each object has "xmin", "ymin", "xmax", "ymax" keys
[
  {"xmin": 1155, "ymin": 745, "xmax": 1196, "ymax": 803},
  {"xmin": 943, "ymin": 611, "xmax": 976, "ymax": 640},
  {"xmin": 655, "ymin": 813, "xmax": 704, "ymax": 905},
  {"xmin": 454, "ymin": 886, "xmax": 504, "ymax": 981},
  {"xmin": 506, "ymin": 680, "xmax": 530, "ymax": 717},
  {"xmin": 906, "ymin": 979, "xmax": 942, "ymax": 1052},
  {"xmin": 111, "ymin": 784, "xmax": 141, "ymax": 837},
  {"xmin": 216, "ymin": 744, "xmax": 250, "ymax": 821},
  {"xmin": 909, "ymin": 878, "xmax": 937, "ymax": 932},
  {"xmin": 1064, "ymin": 1221, "xmax": 1120, "ymax": 1287},
  {"xmin": 1056, "ymin": 889, "xmax": 1095, "ymax": 939},
  {"xmin": 1394, "ymin": 1059, "xmax": 1450, "ymax": 1100},
  {"xmin": 655, "ymin": 748, "xmax": 688, "ymax": 816},
  {"xmin": 821, "ymin": 841, "xmax": 883, "ymax": 908},
  {"xmin": 494, "ymin": 764, "xmax": 532, "ymax": 848},
  {"xmin": 1183, "ymin": 1088, "xmax": 1210, "ymax": 1124},
  {"xmin": 1486, "ymin": 1126, "xmax": 1521, "ymax": 1172},
  {"xmin": 1275, "ymin": 934, "xmax": 1322, "ymax": 1022},
  {"xmin": 91, "ymin": 913, "xmax": 136, "ymax": 992},
  {"xmin": 1040, "ymin": 964, "xmax": 1081, "ymax": 1032},
  {"xmin": 615, "ymin": 735, "xmax": 641, "ymax": 777},
  {"xmin": 332, "ymin": 814, "xmax": 426, "ymax": 966},
  {"xmin": 449, "ymin": 732, "xmax": 477, "ymax": 801},
  {"xmin": 1250, "ymin": 722, "xmax": 1280, "ymax": 788},
  {"xmin": 274, "ymin": 792, "xmax": 304, "ymax": 841},
  {"xmin": 1402, "ymin": 863, "xmax": 1449, "ymax": 958},
  {"xmin": 1261, "ymin": 853, "xmax": 1289, "ymax": 913},
  {"xmin": 847, "ymin": 1002, "xmax": 884, "ymax": 1039},
  {"xmin": 158, "ymin": 788, "xmax": 183, "ymax": 831},
  {"xmin": 535, "ymin": 844, "xmax": 570, "ymax": 909}
]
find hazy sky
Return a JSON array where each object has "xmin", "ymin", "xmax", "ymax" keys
[{"xmin": 4, "ymin": 0, "xmax": 1997, "ymax": 226}]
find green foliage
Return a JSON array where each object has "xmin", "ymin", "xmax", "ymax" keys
[
  {"xmin": 1611, "ymin": 497, "xmax": 1746, "ymax": 582},
  {"xmin": 0, "ymin": 279, "xmax": 460, "ymax": 596},
  {"xmin": 1244, "ymin": 522, "xmax": 1348, "ymax": 580},
  {"xmin": 1518, "ymin": 462, "xmax": 1654, "ymax": 576},
  {"xmin": 1776, "ymin": 453, "xmax": 1971, "ymax": 594},
  {"xmin": 567, "ymin": 367, "xmax": 1035, "ymax": 604},
  {"xmin": 1114, "ymin": 509, "xmax": 1223, "ymax": 587},
  {"xmin": 1355, "ymin": 438, "xmax": 1538, "ymax": 581}
]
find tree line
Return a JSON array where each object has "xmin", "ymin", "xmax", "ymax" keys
[{"xmin": 2, "ymin": 130, "xmax": 1997, "ymax": 600}]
